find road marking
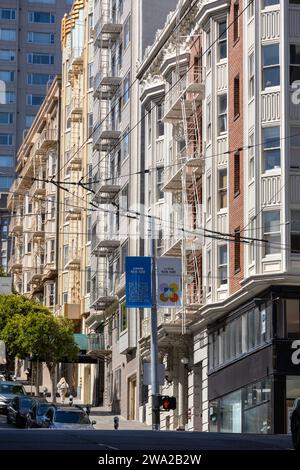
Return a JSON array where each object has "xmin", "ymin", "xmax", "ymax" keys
[{"xmin": 98, "ymin": 443, "xmax": 119, "ymax": 450}]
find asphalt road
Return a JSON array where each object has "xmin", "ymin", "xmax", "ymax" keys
[{"xmin": 0, "ymin": 414, "xmax": 294, "ymax": 450}]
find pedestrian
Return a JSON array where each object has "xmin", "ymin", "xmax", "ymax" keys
[
  {"xmin": 57, "ymin": 377, "xmax": 69, "ymax": 404},
  {"xmin": 25, "ymin": 368, "xmax": 31, "ymax": 382}
]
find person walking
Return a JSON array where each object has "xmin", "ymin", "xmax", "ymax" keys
[{"xmin": 57, "ymin": 377, "xmax": 69, "ymax": 404}]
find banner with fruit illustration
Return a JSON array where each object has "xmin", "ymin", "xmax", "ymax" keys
[{"xmin": 157, "ymin": 257, "xmax": 182, "ymax": 308}]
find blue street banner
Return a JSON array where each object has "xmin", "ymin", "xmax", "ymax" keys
[{"xmin": 125, "ymin": 257, "xmax": 152, "ymax": 308}]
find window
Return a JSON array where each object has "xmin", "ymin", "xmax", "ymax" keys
[
  {"xmin": 62, "ymin": 273, "xmax": 68, "ymax": 304},
  {"xmin": 27, "ymin": 52, "xmax": 54, "ymax": 65},
  {"xmin": 207, "ymin": 175, "xmax": 212, "ymax": 217},
  {"xmin": 234, "ymin": 228, "xmax": 241, "ymax": 272},
  {"xmin": 26, "ymin": 94, "xmax": 45, "ymax": 106},
  {"xmin": 249, "ymin": 53, "xmax": 255, "ymax": 99},
  {"xmin": 248, "ymin": 218, "xmax": 255, "ymax": 264},
  {"xmin": 25, "ymin": 115, "xmax": 35, "ymax": 128},
  {"xmin": 290, "ymin": 127, "xmax": 300, "ymax": 168},
  {"xmin": 0, "ymin": 91, "xmax": 15, "ymax": 104},
  {"xmin": 123, "ymin": 72, "xmax": 130, "ymax": 105},
  {"xmin": 248, "ymin": 1, "xmax": 254, "ymax": 19},
  {"xmin": 218, "ymin": 169, "xmax": 227, "ymax": 210},
  {"xmin": 156, "ymin": 103, "xmax": 164, "ymax": 137},
  {"xmin": 63, "ymin": 245, "xmax": 69, "ymax": 265},
  {"xmin": 263, "ymin": 210, "xmax": 281, "ymax": 255},
  {"xmin": 262, "ymin": 44, "xmax": 280, "ymax": 89},
  {"xmin": 218, "ymin": 94, "xmax": 227, "ymax": 134},
  {"xmin": 0, "ymin": 134, "xmax": 13, "ymax": 145},
  {"xmin": 263, "ymin": 126, "xmax": 280, "ymax": 171},
  {"xmin": 86, "ymin": 267, "xmax": 91, "ymax": 294},
  {"xmin": 27, "ymin": 73, "xmax": 54, "ymax": 85},
  {"xmin": 207, "ymin": 250, "xmax": 212, "ymax": 293},
  {"xmin": 218, "ymin": 21, "xmax": 227, "ymax": 60},
  {"xmin": 0, "ymin": 70, "xmax": 14, "ymax": 82},
  {"xmin": 207, "ymin": 101, "xmax": 212, "ymax": 142},
  {"xmin": 0, "ymin": 113, "xmax": 13, "ymax": 124},
  {"xmin": 234, "ymin": 75, "xmax": 240, "ymax": 118},
  {"xmin": 50, "ymin": 239, "xmax": 55, "ymax": 263},
  {"xmin": 291, "ymin": 210, "xmax": 300, "ymax": 254},
  {"xmin": 124, "ymin": 15, "xmax": 131, "ymax": 49},
  {"xmin": 218, "ymin": 245, "xmax": 228, "ymax": 286},
  {"xmin": 29, "ymin": 0, "xmax": 56, "ymax": 3},
  {"xmin": 285, "ymin": 300, "xmax": 300, "ymax": 338},
  {"xmin": 0, "ymin": 176, "xmax": 13, "ymax": 189},
  {"xmin": 156, "ymin": 167, "xmax": 164, "ymax": 200},
  {"xmin": 233, "ymin": 1, "xmax": 240, "ymax": 42},
  {"xmin": 0, "ymin": 155, "xmax": 13, "ymax": 167},
  {"xmin": 28, "ymin": 12, "xmax": 55, "ymax": 23},
  {"xmin": 0, "ymin": 9, "xmax": 16, "ymax": 20},
  {"xmin": 263, "ymin": 0, "xmax": 279, "ymax": 6},
  {"xmin": 249, "ymin": 133, "xmax": 255, "ymax": 180},
  {"xmin": 122, "ymin": 127, "xmax": 129, "ymax": 161},
  {"xmin": 27, "ymin": 32, "xmax": 54, "ymax": 44},
  {"xmin": 206, "ymin": 29, "xmax": 212, "ymax": 69},
  {"xmin": 290, "ymin": 44, "xmax": 300, "ymax": 85},
  {"xmin": 88, "ymin": 63, "xmax": 93, "ymax": 89},
  {"xmin": 147, "ymin": 110, "xmax": 152, "ymax": 145},
  {"xmin": 234, "ymin": 151, "xmax": 240, "ymax": 195},
  {"xmin": 0, "ymin": 50, "xmax": 15, "ymax": 61},
  {"xmin": 0, "ymin": 29, "xmax": 16, "ymax": 41},
  {"xmin": 120, "ymin": 303, "xmax": 127, "ymax": 332}
]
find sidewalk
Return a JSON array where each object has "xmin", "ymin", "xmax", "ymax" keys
[
  {"xmin": 91, "ymin": 408, "xmax": 151, "ymax": 431},
  {"xmin": 88, "ymin": 406, "xmax": 151, "ymax": 431}
]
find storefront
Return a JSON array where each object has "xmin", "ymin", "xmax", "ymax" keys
[{"xmin": 207, "ymin": 287, "xmax": 300, "ymax": 434}]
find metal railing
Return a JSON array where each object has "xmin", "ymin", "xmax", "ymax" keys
[{"xmin": 87, "ymin": 333, "xmax": 107, "ymax": 351}]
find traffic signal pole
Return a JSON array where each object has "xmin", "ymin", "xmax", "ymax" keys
[{"xmin": 150, "ymin": 216, "xmax": 160, "ymax": 431}]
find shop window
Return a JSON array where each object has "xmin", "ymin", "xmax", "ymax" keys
[{"xmin": 285, "ymin": 299, "xmax": 300, "ymax": 338}]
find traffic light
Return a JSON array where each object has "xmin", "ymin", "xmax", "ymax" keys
[{"xmin": 159, "ymin": 395, "xmax": 176, "ymax": 411}]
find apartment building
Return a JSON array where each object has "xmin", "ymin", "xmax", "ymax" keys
[
  {"xmin": 7, "ymin": 76, "xmax": 61, "ymax": 308},
  {"xmin": 58, "ymin": 0, "xmax": 101, "ymax": 404},
  {"xmin": 0, "ymin": 0, "xmax": 73, "ymax": 271},
  {"xmin": 7, "ymin": 76, "xmax": 61, "ymax": 391},
  {"xmin": 90, "ymin": 0, "xmax": 177, "ymax": 420},
  {"xmin": 137, "ymin": 0, "xmax": 300, "ymax": 434}
]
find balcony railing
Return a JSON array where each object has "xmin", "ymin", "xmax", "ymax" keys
[
  {"xmin": 8, "ymin": 254, "xmax": 23, "ymax": 273},
  {"xmin": 163, "ymin": 66, "xmax": 205, "ymax": 122},
  {"xmin": 87, "ymin": 333, "xmax": 111, "ymax": 355},
  {"xmin": 9, "ymin": 215, "xmax": 23, "ymax": 235},
  {"xmin": 93, "ymin": 121, "xmax": 121, "ymax": 152},
  {"xmin": 91, "ymin": 283, "xmax": 117, "ymax": 310}
]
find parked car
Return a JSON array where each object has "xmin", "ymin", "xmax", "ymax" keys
[
  {"xmin": 6, "ymin": 396, "xmax": 38, "ymax": 428},
  {"xmin": 41, "ymin": 405, "xmax": 96, "ymax": 430},
  {"xmin": 0, "ymin": 381, "xmax": 27, "ymax": 415},
  {"xmin": 291, "ymin": 398, "xmax": 300, "ymax": 450},
  {"xmin": 26, "ymin": 398, "xmax": 52, "ymax": 428}
]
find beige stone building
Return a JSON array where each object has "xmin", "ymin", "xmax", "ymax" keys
[{"xmin": 7, "ymin": 76, "xmax": 61, "ymax": 392}]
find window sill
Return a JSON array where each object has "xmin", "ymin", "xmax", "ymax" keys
[
  {"xmin": 233, "ymin": 113, "xmax": 240, "ymax": 122},
  {"xmin": 261, "ymin": 86, "xmax": 280, "ymax": 94},
  {"xmin": 234, "ymin": 268, "xmax": 241, "ymax": 275},
  {"xmin": 234, "ymin": 190, "xmax": 240, "ymax": 199}
]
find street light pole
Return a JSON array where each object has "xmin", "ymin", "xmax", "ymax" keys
[{"xmin": 149, "ymin": 215, "xmax": 160, "ymax": 431}]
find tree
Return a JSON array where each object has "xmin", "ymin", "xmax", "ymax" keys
[
  {"xmin": 0, "ymin": 294, "xmax": 51, "ymax": 331},
  {"xmin": 0, "ymin": 303, "xmax": 79, "ymax": 401}
]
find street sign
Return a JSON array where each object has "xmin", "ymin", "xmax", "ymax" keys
[
  {"xmin": 125, "ymin": 256, "xmax": 152, "ymax": 308},
  {"xmin": 157, "ymin": 257, "xmax": 182, "ymax": 308}
]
